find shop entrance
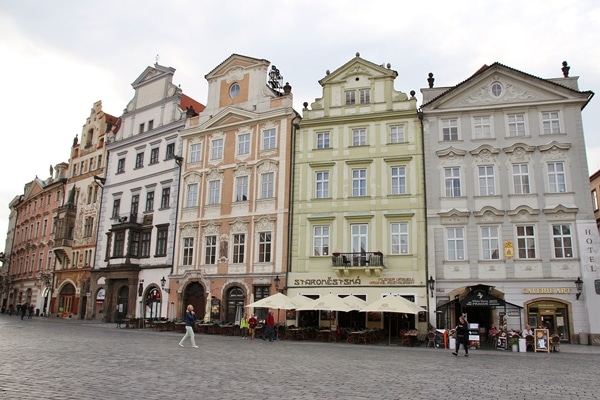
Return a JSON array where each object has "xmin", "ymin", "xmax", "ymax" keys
[{"xmin": 526, "ymin": 300, "xmax": 569, "ymax": 340}]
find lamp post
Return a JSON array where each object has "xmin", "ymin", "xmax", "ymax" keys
[
  {"xmin": 274, "ymin": 275, "xmax": 282, "ymax": 293},
  {"xmin": 428, "ymin": 276, "xmax": 435, "ymax": 298},
  {"xmin": 160, "ymin": 276, "xmax": 170, "ymax": 293},
  {"xmin": 574, "ymin": 277, "xmax": 583, "ymax": 300}
]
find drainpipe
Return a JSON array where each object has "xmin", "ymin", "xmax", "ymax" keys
[
  {"xmin": 287, "ymin": 113, "xmax": 302, "ymax": 292},
  {"xmin": 418, "ymin": 109, "xmax": 432, "ymax": 326},
  {"xmin": 172, "ymin": 154, "xmax": 184, "ymax": 275}
]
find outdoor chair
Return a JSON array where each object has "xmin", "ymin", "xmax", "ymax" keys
[
  {"xmin": 426, "ymin": 331, "xmax": 436, "ymax": 348},
  {"xmin": 525, "ymin": 334, "xmax": 534, "ymax": 351},
  {"xmin": 341, "ymin": 255, "xmax": 351, "ymax": 267},
  {"xmin": 398, "ymin": 330, "xmax": 411, "ymax": 346},
  {"xmin": 550, "ymin": 335, "xmax": 561, "ymax": 352}
]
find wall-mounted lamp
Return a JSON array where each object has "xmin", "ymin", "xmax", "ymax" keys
[
  {"xmin": 160, "ymin": 276, "xmax": 170, "ymax": 293},
  {"xmin": 428, "ymin": 276, "xmax": 435, "ymax": 298},
  {"xmin": 575, "ymin": 277, "xmax": 583, "ymax": 300},
  {"xmin": 274, "ymin": 275, "xmax": 281, "ymax": 292},
  {"xmin": 174, "ymin": 155, "xmax": 184, "ymax": 167}
]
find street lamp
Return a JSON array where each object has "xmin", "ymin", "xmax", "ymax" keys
[
  {"xmin": 274, "ymin": 275, "xmax": 281, "ymax": 293},
  {"xmin": 574, "ymin": 277, "xmax": 583, "ymax": 300},
  {"xmin": 160, "ymin": 276, "xmax": 170, "ymax": 293},
  {"xmin": 428, "ymin": 276, "xmax": 435, "ymax": 298}
]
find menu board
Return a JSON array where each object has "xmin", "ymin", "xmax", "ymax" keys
[{"xmin": 534, "ymin": 329, "xmax": 550, "ymax": 353}]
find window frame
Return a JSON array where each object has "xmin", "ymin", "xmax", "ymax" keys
[
  {"xmin": 391, "ymin": 166, "xmax": 407, "ymax": 195},
  {"xmin": 442, "ymin": 118, "xmax": 459, "ymax": 141},
  {"xmin": 235, "ymin": 176, "xmax": 249, "ymax": 202},
  {"xmin": 232, "ymin": 233, "xmax": 245, "ymax": 264},
  {"xmin": 541, "ymin": 111, "xmax": 561, "ymax": 134},
  {"xmin": 258, "ymin": 231, "xmax": 272, "ymax": 263},
  {"xmin": 313, "ymin": 225, "xmax": 330, "ymax": 256},
  {"xmin": 444, "ymin": 167, "xmax": 462, "ymax": 197},
  {"xmin": 473, "ymin": 116, "xmax": 492, "ymax": 139},
  {"xmin": 150, "ymin": 148, "xmax": 159, "ymax": 164},
  {"xmin": 261, "ymin": 172, "xmax": 274, "ymax": 199},
  {"xmin": 507, "ymin": 113, "xmax": 526, "ymax": 137},
  {"xmin": 552, "ymin": 223, "xmax": 573, "ymax": 259},
  {"xmin": 262, "ymin": 128, "xmax": 277, "ymax": 150},
  {"xmin": 205, "ymin": 235, "xmax": 217, "ymax": 265},
  {"xmin": 190, "ymin": 143, "xmax": 202, "ymax": 163},
  {"xmin": 155, "ymin": 225, "xmax": 168, "ymax": 257},
  {"xmin": 208, "ymin": 180, "xmax": 221, "ymax": 205},
  {"xmin": 389, "ymin": 125, "xmax": 405, "ymax": 144},
  {"xmin": 315, "ymin": 171, "xmax": 330, "ymax": 199},
  {"xmin": 512, "ymin": 163, "xmax": 531, "ymax": 194},
  {"xmin": 352, "ymin": 168, "xmax": 367, "ymax": 197},
  {"xmin": 238, "ymin": 133, "xmax": 250, "ymax": 156},
  {"xmin": 211, "ymin": 138, "xmax": 224, "ymax": 160},
  {"xmin": 446, "ymin": 227, "xmax": 465, "ymax": 261},
  {"xmin": 186, "ymin": 183, "xmax": 199, "ymax": 208},
  {"xmin": 316, "ymin": 132, "xmax": 330, "ymax": 149},
  {"xmin": 182, "ymin": 237, "xmax": 194, "ymax": 266},
  {"xmin": 547, "ymin": 161, "xmax": 566, "ymax": 193},
  {"xmin": 480, "ymin": 226, "xmax": 500, "ymax": 260},
  {"xmin": 516, "ymin": 225, "xmax": 536, "ymax": 259},
  {"xmin": 352, "ymin": 128, "xmax": 367, "ymax": 146},
  {"xmin": 390, "ymin": 222, "xmax": 409, "ymax": 255},
  {"xmin": 478, "ymin": 165, "xmax": 495, "ymax": 196}
]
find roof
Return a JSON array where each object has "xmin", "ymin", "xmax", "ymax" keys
[
  {"xmin": 180, "ymin": 94, "xmax": 205, "ymax": 114},
  {"xmin": 421, "ymin": 62, "xmax": 594, "ymax": 110}
]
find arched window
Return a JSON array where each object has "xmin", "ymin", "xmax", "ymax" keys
[
  {"xmin": 145, "ymin": 287, "xmax": 161, "ymax": 318},
  {"xmin": 225, "ymin": 286, "xmax": 244, "ymax": 323}
]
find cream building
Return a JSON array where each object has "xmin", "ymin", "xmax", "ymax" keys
[
  {"xmin": 421, "ymin": 62, "xmax": 599, "ymax": 344},
  {"xmin": 173, "ymin": 54, "xmax": 298, "ymax": 323},
  {"xmin": 287, "ymin": 53, "xmax": 427, "ymax": 333}
]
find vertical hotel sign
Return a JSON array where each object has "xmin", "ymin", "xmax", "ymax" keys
[{"xmin": 576, "ymin": 221, "xmax": 600, "ymax": 334}]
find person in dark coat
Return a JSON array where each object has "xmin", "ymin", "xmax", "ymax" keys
[
  {"xmin": 453, "ymin": 315, "xmax": 470, "ymax": 357},
  {"xmin": 21, "ymin": 303, "xmax": 27, "ymax": 320}
]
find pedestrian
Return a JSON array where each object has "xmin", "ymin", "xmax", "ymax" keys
[
  {"xmin": 8, "ymin": 303, "xmax": 13, "ymax": 316},
  {"xmin": 21, "ymin": 303, "xmax": 27, "ymax": 320},
  {"xmin": 16, "ymin": 303, "xmax": 21, "ymax": 316},
  {"xmin": 248, "ymin": 314, "xmax": 258, "ymax": 340},
  {"xmin": 28, "ymin": 304, "xmax": 34, "ymax": 319},
  {"xmin": 262, "ymin": 310, "xmax": 275, "ymax": 342},
  {"xmin": 178, "ymin": 304, "xmax": 198, "ymax": 348},
  {"xmin": 240, "ymin": 313, "xmax": 249, "ymax": 339},
  {"xmin": 452, "ymin": 315, "xmax": 469, "ymax": 357}
]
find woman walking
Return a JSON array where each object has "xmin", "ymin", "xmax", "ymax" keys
[
  {"xmin": 179, "ymin": 304, "xmax": 198, "ymax": 348},
  {"xmin": 453, "ymin": 315, "xmax": 469, "ymax": 357}
]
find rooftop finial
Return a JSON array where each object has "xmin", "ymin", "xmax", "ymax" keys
[
  {"xmin": 561, "ymin": 61, "xmax": 570, "ymax": 77},
  {"xmin": 427, "ymin": 72, "xmax": 435, "ymax": 88}
]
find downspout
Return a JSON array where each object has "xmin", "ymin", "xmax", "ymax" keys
[
  {"xmin": 287, "ymin": 113, "xmax": 301, "ymax": 291},
  {"xmin": 172, "ymin": 154, "xmax": 184, "ymax": 275},
  {"xmin": 92, "ymin": 147, "xmax": 109, "ymax": 320},
  {"xmin": 418, "ymin": 109, "xmax": 432, "ymax": 325}
]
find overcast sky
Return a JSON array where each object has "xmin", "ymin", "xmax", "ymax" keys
[{"xmin": 1, "ymin": 0, "xmax": 599, "ymax": 250}]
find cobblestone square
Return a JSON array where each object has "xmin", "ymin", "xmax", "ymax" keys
[{"xmin": 1, "ymin": 315, "xmax": 599, "ymax": 400}]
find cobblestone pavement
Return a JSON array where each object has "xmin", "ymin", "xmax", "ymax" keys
[{"xmin": 1, "ymin": 315, "xmax": 599, "ymax": 400}]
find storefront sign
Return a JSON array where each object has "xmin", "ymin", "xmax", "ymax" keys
[
  {"xmin": 521, "ymin": 288, "xmax": 572, "ymax": 294},
  {"xmin": 292, "ymin": 276, "xmax": 415, "ymax": 287},
  {"xmin": 461, "ymin": 289, "xmax": 504, "ymax": 307}
]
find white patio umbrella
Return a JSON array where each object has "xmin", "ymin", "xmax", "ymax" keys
[
  {"xmin": 203, "ymin": 292, "xmax": 211, "ymax": 323},
  {"xmin": 297, "ymin": 293, "xmax": 363, "ymax": 328},
  {"xmin": 360, "ymin": 295, "xmax": 424, "ymax": 345},
  {"xmin": 245, "ymin": 292, "xmax": 299, "ymax": 310}
]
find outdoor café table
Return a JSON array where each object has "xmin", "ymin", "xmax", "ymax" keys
[
  {"xmin": 316, "ymin": 329, "xmax": 331, "ymax": 342},
  {"xmin": 407, "ymin": 329, "xmax": 419, "ymax": 346},
  {"xmin": 287, "ymin": 328, "xmax": 303, "ymax": 340},
  {"xmin": 221, "ymin": 325, "xmax": 235, "ymax": 336},
  {"xmin": 347, "ymin": 330, "xmax": 368, "ymax": 344}
]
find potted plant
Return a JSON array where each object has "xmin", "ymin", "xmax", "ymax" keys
[{"xmin": 508, "ymin": 336, "xmax": 520, "ymax": 352}]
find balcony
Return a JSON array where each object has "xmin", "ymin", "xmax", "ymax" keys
[
  {"xmin": 331, "ymin": 252, "xmax": 385, "ymax": 277},
  {"xmin": 111, "ymin": 213, "xmax": 142, "ymax": 225}
]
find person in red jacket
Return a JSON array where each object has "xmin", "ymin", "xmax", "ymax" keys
[
  {"xmin": 262, "ymin": 311, "xmax": 275, "ymax": 342},
  {"xmin": 248, "ymin": 314, "xmax": 258, "ymax": 340}
]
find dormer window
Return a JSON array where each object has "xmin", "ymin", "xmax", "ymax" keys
[{"xmin": 229, "ymin": 83, "xmax": 240, "ymax": 99}]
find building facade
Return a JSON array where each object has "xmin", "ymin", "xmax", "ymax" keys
[
  {"xmin": 50, "ymin": 101, "xmax": 117, "ymax": 319},
  {"xmin": 421, "ymin": 62, "xmax": 599, "ymax": 344},
  {"xmin": 90, "ymin": 63, "xmax": 203, "ymax": 322},
  {"xmin": 174, "ymin": 54, "xmax": 297, "ymax": 323},
  {"xmin": 287, "ymin": 53, "xmax": 428, "ymax": 333}
]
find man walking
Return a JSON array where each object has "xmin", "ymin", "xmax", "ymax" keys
[{"xmin": 262, "ymin": 310, "xmax": 275, "ymax": 342}]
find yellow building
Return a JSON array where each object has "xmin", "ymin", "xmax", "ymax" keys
[{"xmin": 287, "ymin": 53, "xmax": 428, "ymax": 334}]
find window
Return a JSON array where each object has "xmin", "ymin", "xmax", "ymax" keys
[
  {"xmin": 150, "ymin": 148, "xmax": 159, "ymax": 164},
  {"xmin": 481, "ymin": 226, "xmax": 500, "ymax": 260},
  {"xmin": 87, "ymin": 186, "xmax": 93, "ymax": 204},
  {"xmin": 359, "ymin": 88, "xmax": 370, "ymax": 104},
  {"xmin": 491, "ymin": 82, "xmax": 503, "ymax": 97},
  {"xmin": 83, "ymin": 217, "xmax": 93, "ymax": 238},
  {"xmin": 135, "ymin": 153, "xmax": 144, "ymax": 168},
  {"xmin": 444, "ymin": 167, "xmax": 461, "ymax": 197},
  {"xmin": 547, "ymin": 162, "xmax": 566, "ymax": 193},
  {"xmin": 233, "ymin": 234, "xmax": 245, "ymax": 263},
  {"xmin": 345, "ymin": 90, "xmax": 356, "ymax": 105},
  {"xmin": 211, "ymin": 139, "xmax": 223, "ymax": 160},
  {"xmin": 42, "ymin": 219, "xmax": 48, "ymax": 236},
  {"xmin": 161, "ymin": 188, "xmax": 170, "ymax": 209},
  {"xmin": 235, "ymin": 176, "xmax": 249, "ymax": 202},
  {"xmin": 141, "ymin": 231, "xmax": 151, "ymax": 257},
  {"xmin": 155, "ymin": 226, "xmax": 168, "ymax": 256},
  {"xmin": 148, "ymin": 120, "xmax": 154, "ymax": 130},
  {"xmin": 478, "ymin": 165, "xmax": 495, "ymax": 196},
  {"xmin": 512, "ymin": 163, "xmax": 531, "ymax": 194},
  {"xmin": 229, "ymin": 83, "xmax": 240, "ymax": 99},
  {"xmin": 130, "ymin": 232, "xmax": 140, "ymax": 257},
  {"xmin": 390, "ymin": 126, "xmax": 405, "ymax": 143},
  {"xmin": 446, "ymin": 227, "xmax": 465, "ymax": 261},
  {"xmin": 542, "ymin": 111, "xmax": 560, "ymax": 134},
  {"xmin": 593, "ymin": 190, "xmax": 598, "ymax": 211},
  {"xmin": 391, "ymin": 166, "xmax": 407, "ymax": 195},
  {"xmin": 352, "ymin": 128, "xmax": 366, "ymax": 146},
  {"xmin": 139, "ymin": 123, "xmax": 145, "ymax": 134},
  {"xmin": 391, "ymin": 222, "xmax": 408, "ymax": 255},
  {"xmin": 131, "ymin": 194, "xmax": 139, "ymax": 217},
  {"xmin": 508, "ymin": 114, "xmax": 526, "ymax": 136},
  {"xmin": 117, "ymin": 158, "xmax": 125, "ymax": 174},
  {"xmin": 190, "ymin": 143, "xmax": 202, "ymax": 163},
  {"xmin": 263, "ymin": 129, "xmax": 276, "ymax": 150},
  {"xmin": 93, "ymin": 186, "xmax": 99, "ymax": 203},
  {"xmin": 183, "ymin": 237, "xmax": 194, "ymax": 266},
  {"xmin": 165, "ymin": 143, "xmax": 175, "ymax": 160},
  {"xmin": 145, "ymin": 191, "xmax": 154, "ymax": 212},
  {"xmin": 258, "ymin": 232, "xmax": 272, "ymax": 263},
  {"xmin": 186, "ymin": 183, "xmax": 198, "ymax": 207},
  {"xmin": 351, "ymin": 224, "xmax": 368, "ymax": 254},
  {"xmin": 205, "ymin": 236, "xmax": 217, "ymax": 264},
  {"xmin": 261, "ymin": 172, "xmax": 274, "ymax": 199},
  {"xmin": 352, "ymin": 168, "xmax": 367, "ymax": 197},
  {"xmin": 97, "ymin": 154, "xmax": 103, "ymax": 168},
  {"xmin": 316, "ymin": 132, "xmax": 330, "ymax": 149},
  {"xmin": 208, "ymin": 180, "xmax": 220, "ymax": 205},
  {"xmin": 238, "ymin": 133, "xmax": 250, "ymax": 155},
  {"xmin": 473, "ymin": 116, "xmax": 492, "ymax": 139},
  {"xmin": 442, "ymin": 119, "xmax": 459, "ymax": 141},
  {"xmin": 313, "ymin": 226, "xmax": 330, "ymax": 256},
  {"xmin": 113, "ymin": 232, "xmax": 125, "ymax": 257},
  {"xmin": 315, "ymin": 171, "xmax": 329, "ymax": 199},
  {"xmin": 112, "ymin": 199, "xmax": 121, "ymax": 219},
  {"xmin": 517, "ymin": 225, "xmax": 536, "ymax": 259},
  {"xmin": 552, "ymin": 224, "xmax": 573, "ymax": 258}
]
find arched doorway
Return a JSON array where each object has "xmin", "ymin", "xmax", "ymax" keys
[
  {"xmin": 145, "ymin": 287, "xmax": 162, "ymax": 318},
  {"xmin": 225, "ymin": 286, "xmax": 244, "ymax": 323},
  {"xmin": 116, "ymin": 285, "xmax": 129, "ymax": 320},
  {"xmin": 183, "ymin": 282, "xmax": 204, "ymax": 320},
  {"xmin": 525, "ymin": 299, "xmax": 571, "ymax": 341},
  {"xmin": 58, "ymin": 283, "xmax": 76, "ymax": 318},
  {"xmin": 93, "ymin": 288, "xmax": 105, "ymax": 320}
]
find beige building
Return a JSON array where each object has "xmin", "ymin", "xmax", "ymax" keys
[
  {"xmin": 287, "ymin": 53, "xmax": 428, "ymax": 333},
  {"xmin": 173, "ymin": 54, "xmax": 298, "ymax": 322}
]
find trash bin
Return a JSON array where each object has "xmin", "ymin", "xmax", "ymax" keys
[
  {"xmin": 580, "ymin": 331, "xmax": 589, "ymax": 345},
  {"xmin": 449, "ymin": 337, "xmax": 456, "ymax": 350},
  {"xmin": 518, "ymin": 338, "xmax": 526, "ymax": 353},
  {"xmin": 434, "ymin": 329, "xmax": 446, "ymax": 348}
]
